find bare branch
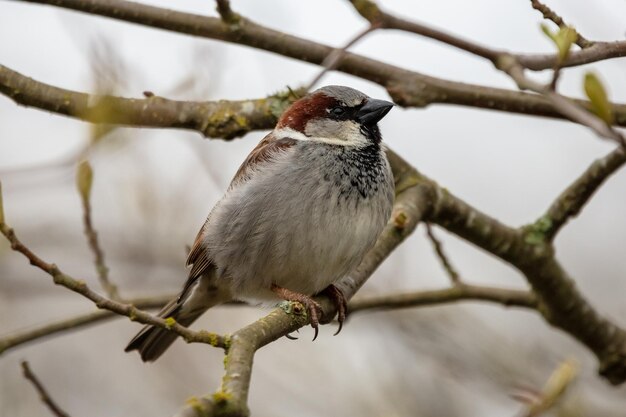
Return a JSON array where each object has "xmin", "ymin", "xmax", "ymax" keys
[
  {"xmin": 425, "ymin": 223, "xmax": 461, "ymax": 285},
  {"xmin": 348, "ymin": 0, "xmax": 624, "ymax": 73},
  {"xmin": 0, "ymin": 64, "xmax": 301, "ymax": 140},
  {"xmin": 0, "ymin": 294, "xmax": 173, "ymax": 355},
  {"xmin": 496, "ymin": 55, "xmax": 626, "ymax": 146},
  {"xmin": 306, "ymin": 24, "xmax": 379, "ymax": 91},
  {"xmin": 541, "ymin": 147, "xmax": 626, "ymax": 241},
  {"xmin": 346, "ymin": 0, "xmax": 626, "ymax": 147},
  {"xmin": 215, "ymin": 0, "xmax": 239, "ymax": 25},
  {"xmin": 519, "ymin": 41, "xmax": 626, "ymax": 71},
  {"xmin": 0, "ymin": 197, "xmax": 229, "ymax": 350},
  {"xmin": 76, "ymin": 161, "xmax": 119, "ymax": 299},
  {"xmin": 428, "ymin": 174, "xmax": 626, "ymax": 385},
  {"xmin": 349, "ymin": 284, "xmax": 537, "ymax": 313},
  {"xmin": 21, "ymin": 361, "xmax": 71, "ymax": 417},
  {"xmin": 11, "ymin": 0, "xmax": 626, "ymax": 121},
  {"xmin": 348, "ymin": 0, "xmax": 502, "ymax": 62},
  {"xmin": 4, "ymin": 0, "xmax": 626, "ymax": 398},
  {"xmin": 529, "ymin": 0, "xmax": 592, "ymax": 48}
]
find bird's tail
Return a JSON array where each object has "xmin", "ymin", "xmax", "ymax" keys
[{"xmin": 125, "ymin": 274, "xmax": 229, "ymax": 362}]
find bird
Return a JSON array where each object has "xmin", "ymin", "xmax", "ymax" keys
[{"xmin": 125, "ymin": 85, "xmax": 395, "ymax": 361}]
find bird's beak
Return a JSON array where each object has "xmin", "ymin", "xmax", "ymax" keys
[{"xmin": 357, "ymin": 99, "xmax": 394, "ymax": 125}]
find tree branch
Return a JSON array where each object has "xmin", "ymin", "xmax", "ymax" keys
[
  {"xmin": 0, "ymin": 201, "xmax": 230, "ymax": 350},
  {"xmin": 348, "ymin": 0, "xmax": 619, "ymax": 72},
  {"xmin": 10, "ymin": 0, "xmax": 626, "ymax": 124},
  {"xmin": 425, "ymin": 171, "xmax": 626, "ymax": 385},
  {"xmin": 0, "ymin": 64, "xmax": 301, "ymax": 139},
  {"xmin": 348, "ymin": 283, "xmax": 537, "ymax": 313},
  {"xmin": 0, "ymin": 294, "xmax": 173, "ymax": 355},
  {"xmin": 21, "ymin": 361, "xmax": 71, "ymax": 417},
  {"xmin": 4, "ymin": 59, "xmax": 625, "ymax": 385},
  {"xmin": 306, "ymin": 23, "xmax": 379, "ymax": 91},
  {"xmin": 76, "ymin": 161, "xmax": 119, "ymax": 299},
  {"xmin": 2, "ymin": 0, "xmax": 626, "ymax": 410},
  {"xmin": 541, "ymin": 147, "xmax": 626, "ymax": 241},
  {"xmin": 529, "ymin": 0, "xmax": 592, "ymax": 48},
  {"xmin": 215, "ymin": 0, "xmax": 238, "ymax": 25},
  {"xmin": 348, "ymin": 0, "xmax": 502, "ymax": 62},
  {"xmin": 495, "ymin": 55, "xmax": 625, "ymax": 146},
  {"xmin": 425, "ymin": 223, "xmax": 461, "ymax": 285}
]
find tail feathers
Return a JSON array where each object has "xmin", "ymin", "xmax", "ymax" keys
[
  {"xmin": 126, "ymin": 270, "xmax": 231, "ymax": 362},
  {"xmin": 125, "ymin": 299, "xmax": 208, "ymax": 362}
]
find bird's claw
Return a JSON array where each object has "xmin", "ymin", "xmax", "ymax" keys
[
  {"xmin": 285, "ymin": 331, "xmax": 299, "ymax": 340},
  {"xmin": 304, "ymin": 299, "xmax": 323, "ymax": 341},
  {"xmin": 323, "ymin": 284, "xmax": 348, "ymax": 336}
]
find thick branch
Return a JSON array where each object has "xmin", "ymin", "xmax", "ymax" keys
[
  {"xmin": 0, "ymin": 65, "xmax": 300, "ymax": 139},
  {"xmin": 11, "ymin": 0, "xmax": 626, "ymax": 125},
  {"xmin": 424, "ymin": 172, "xmax": 626, "ymax": 385}
]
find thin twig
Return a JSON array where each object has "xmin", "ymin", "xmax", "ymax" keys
[
  {"xmin": 0, "ymin": 192, "xmax": 229, "ymax": 349},
  {"xmin": 425, "ymin": 223, "xmax": 461, "ymax": 285},
  {"xmin": 21, "ymin": 361, "xmax": 71, "ymax": 417},
  {"xmin": 541, "ymin": 147, "xmax": 626, "ymax": 241},
  {"xmin": 306, "ymin": 23, "xmax": 379, "ymax": 91},
  {"xmin": 349, "ymin": 0, "xmax": 502, "ymax": 62},
  {"xmin": 76, "ymin": 161, "xmax": 119, "ymax": 299},
  {"xmin": 496, "ymin": 55, "xmax": 626, "ymax": 147},
  {"xmin": 349, "ymin": 284, "xmax": 537, "ymax": 313},
  {"xmin": 215, "ymin": 0, "xmax": 238, "ymax": 25},
  {"xmin": 530, "ymin": 0, "xmax": 592, "ymax": 48},
  {"xmin": 0, "ymin": 294, "xmax": 173, "ymax": 355}
]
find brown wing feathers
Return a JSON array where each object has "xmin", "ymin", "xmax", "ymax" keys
[{"xmin": 230, "ymin": 133, "xmax": 297, "ymax": 189}]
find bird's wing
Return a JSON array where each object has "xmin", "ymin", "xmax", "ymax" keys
[
  {"xmin": 228, "ymin": 132, "xmax": 298, "ymax": 190},
  {"xmin": 183, "ymin": 132, "xmax": 298, "ymax": 286}
]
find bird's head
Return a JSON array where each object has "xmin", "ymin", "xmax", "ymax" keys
[{"xmin": 276, "ymin": 85, "xmax": 393, "ymax": 146}]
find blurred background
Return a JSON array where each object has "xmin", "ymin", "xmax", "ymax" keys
[{"xmin": 1, "ymin": 0, "xmax": 626, "ymax": 416}]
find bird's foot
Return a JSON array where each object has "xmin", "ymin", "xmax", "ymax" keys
[
  {"xmin": 321, "ymin": 284, "xmax": 347, "ymax": 336},
  {"xmin": 271, "ymin": 284, "xmax": 323, "ymax": 340}
]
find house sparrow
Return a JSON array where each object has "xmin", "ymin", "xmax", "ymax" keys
[{"xmin": 125, "ymin": 85, "xmax": 395, "ymax": 361}]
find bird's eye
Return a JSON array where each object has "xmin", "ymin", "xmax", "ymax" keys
[{"xmin": 330, "ymin": 106, "xmax": 345, "ymax": 116}]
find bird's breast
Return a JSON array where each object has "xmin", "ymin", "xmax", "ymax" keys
[{"xmin": 204, "ymin": 140, "xmax": 394, "ymax": 300}]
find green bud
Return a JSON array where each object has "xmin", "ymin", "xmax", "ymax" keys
[
  {"xmin": 164, "ymin": 317, "xmax": 176, "ymax": 329},
  {"xmin": 76, "ymin": 161, "xmax": 93, "ymax": 201},
  {"xmin": 584, "ymin": 72, "xmax": 613, "ymax": 124},
  {"xmin": 541, "ymin": 24, "xmax": 578, "ymax": 63}
]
